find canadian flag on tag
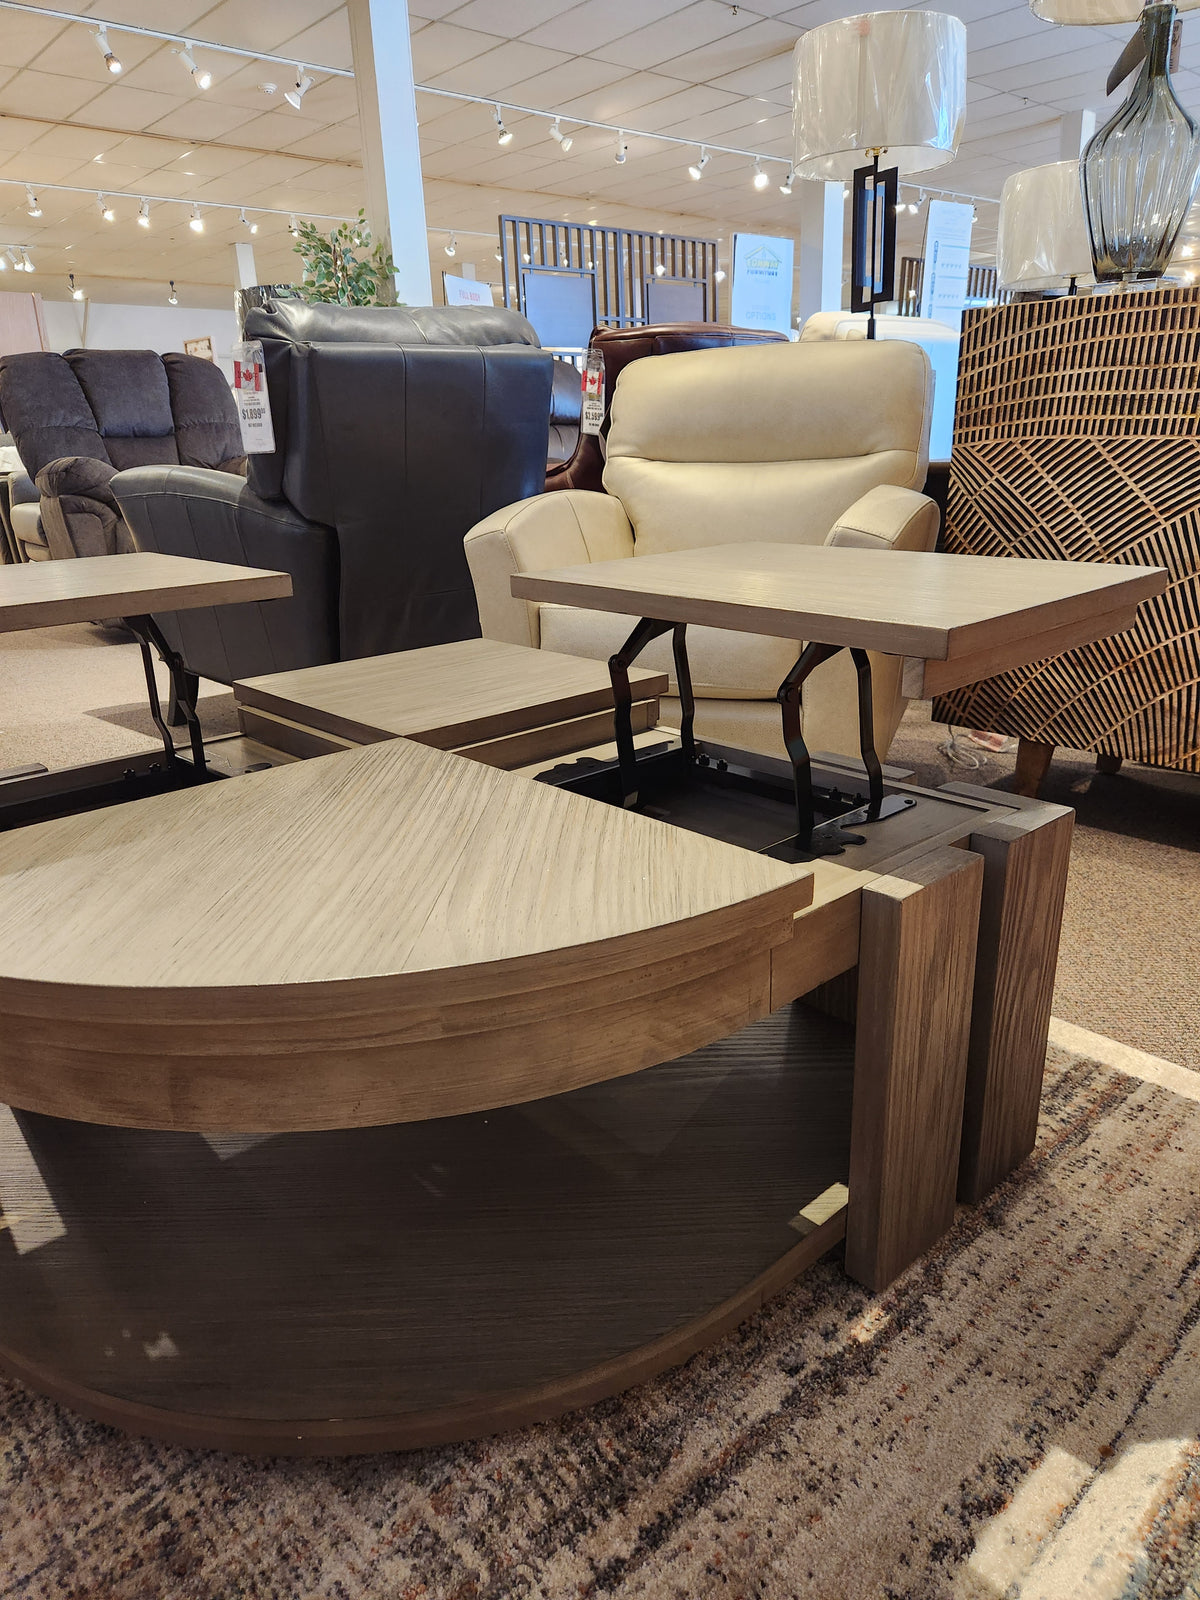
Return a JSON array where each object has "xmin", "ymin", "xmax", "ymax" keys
[
  {"xmin": 580, "ymin": 348, "xmax": 605, "ymax": 436},
  {"xmin": 231, "ymin": 340, "xmax": 275, "ymax": 455}
]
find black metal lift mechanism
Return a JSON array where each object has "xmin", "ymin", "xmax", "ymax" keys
[{"xmin": 609, "ymin": 619, "xmax": 911, "ymax": 858}]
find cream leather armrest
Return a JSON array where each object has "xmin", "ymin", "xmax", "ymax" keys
[
  {"xmin": 824, "ymin": 483, "xmax": 940, "ymax": 554},
  {"xmin": 464, "ymin": 490, "xmax": 635, "ymax": 648}
]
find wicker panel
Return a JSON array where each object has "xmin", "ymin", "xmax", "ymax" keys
[{"xmin": 934, "ymin": 289, "xmax": 1200, "ymax": 773}]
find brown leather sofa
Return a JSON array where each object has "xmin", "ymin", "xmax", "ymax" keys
[{"xmin": 545, "ymin": 322, "xmax": 787, "ymax": 494}]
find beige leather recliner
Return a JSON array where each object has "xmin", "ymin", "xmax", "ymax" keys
[{"xmin": 464, "ymin": 339, "xmax": 939, "ymax": 763}]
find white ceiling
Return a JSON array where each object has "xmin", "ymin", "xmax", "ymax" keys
[{"xmin": 0, "ymin": 0, "xmax": 1186, "ymax": 304}]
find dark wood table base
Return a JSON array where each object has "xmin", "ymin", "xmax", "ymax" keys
[{"xmin": 0, "ymin": 1003, "xmax": 853, "ymax": 1456}]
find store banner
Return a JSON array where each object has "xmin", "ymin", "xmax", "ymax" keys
[
  {"xmin": 443, "ymin": 273, "xmax": 495, "ymax": 308},
  {"xmin": 919, "ymin": 201, "xmax": 974, "ymax": 331},
  {"xmin": 729, "ymin": 233, "xmax": 795, "ymax": 335}
]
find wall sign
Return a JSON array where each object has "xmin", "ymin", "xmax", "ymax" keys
[
  {"xmin": 729, "ymin": 233, "xmax": 795, "ymax": 335},
  {"xmin": 919, "ymin": 201, "xmax": 974, "ymax": 332},
  {"xmin": 443, "ymin": 273, "xmax": 495, "ymax": 308}
]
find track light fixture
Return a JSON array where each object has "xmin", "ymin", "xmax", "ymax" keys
[
  {"xmin": 289, "ymin": 213, "xmax": 300, "ymax": 237},
  {"xmin": 494, "ymin": 104, "xmax": 512, "ymax": 145},
  {"xmin": 69, "ymin": 272, "xmax": 83, "ymax": 301},
  {"xmin": 167, "ymin": 280, "xmax": 178, "ymax": 305},
  {"xmin": 549, "ymin": 118, "xmax": 572, "ymax": 153},
  {"xmin": 779, "ymin": 168, "xmax": 795, "ymax": 195},
  {"xmin": 24, "ymin": 185, "xmax": 40, "ymax": 217},
  {"xmin": 97, "ymin": 192, "xmax": 114, "ymax": 221},
  {"xmin": 175, "ymin": 45, "xmax": 211, "ymax": 90},
  {"xmin": 20, "ymin": 249, "xmax": 33, "ymax": 273},
  {"xmin": 285, "ymin": 67, "xmax": 314, "ymax": 109},
  {"xmin": 92, "ymin": 24, "xmax": 122, "ymax": 74},
  {"xmin": 752, "ymin": 159, "xmax": 769, "ymax": 191},
  {"xmin": 137, "ymin": 197, "xmax": 150, "ymax": 227},
  {"xmin": 654, "ymin": 260, "xmax": 666, "ymax": 276},
  {"xmin": 444, "ymin": 234, "xmax": 457, "ymax": 257},
  {"xmin": 0, "ymin": 253, "xmax": 7, "ymax": 271},
  {"xmin": 188, "ymin": 203, "xmax": 204, "ymax": 233},
  {"xmin": 714, "ymin": 268, "xmax": 726, "ymax": 282},
  {"xmin": 494, "ymin": 246, "xmax": 502, "ymax": 261},
  {"xmin": 239, "ymin": 207, "xmax": 258, "ymax": 235},
  {"xmin": 614, "ymin": 132, "xmax": 628, "ymax": 164},
  {"xmin": 688, "ymin": 148, "xmax": 710, "ymax": 181}
]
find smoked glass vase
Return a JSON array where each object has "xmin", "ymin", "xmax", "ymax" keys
[{"xmin": 1081, "ymin": 2, "xmax": 1200, "ymax": 281}]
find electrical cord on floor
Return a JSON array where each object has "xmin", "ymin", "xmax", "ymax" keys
[{"xmin": 938, "ymin": 728, "xmax": 987, "ymax": 769}]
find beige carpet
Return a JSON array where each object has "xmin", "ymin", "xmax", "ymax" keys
[{"xmin": 2, "ymin": 1026, "xmax": 1199, "ymax": 1598}]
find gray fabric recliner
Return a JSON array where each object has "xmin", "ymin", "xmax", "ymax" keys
[{"xmin": 0, "ymin": 348, "xmax": 245, "ymax": 562}]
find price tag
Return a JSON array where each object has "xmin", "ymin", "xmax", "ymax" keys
[
  {"xmin": 231, "ymin": 340, "xmax": 275, "ymax": 455},
  {"xmin": 580, "ymin": 348, "xmax": 605, "ymax": 436}
]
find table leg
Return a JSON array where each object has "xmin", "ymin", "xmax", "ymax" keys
[
  {"xmin": 126, "ymin": 615, "xmax": 207, "ymax": 777},
  {"xmin": 609, "ymin": 616, "xmax": 675, "ymax": 807}
]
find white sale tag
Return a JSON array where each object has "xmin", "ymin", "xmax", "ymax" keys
[
  {"xmin": 232, "ymin": 340, "xmax": 275, "ymax": 455},
  {"xmin": 580, "ymin": 348, "xmax": 605, "ymax": 436}
]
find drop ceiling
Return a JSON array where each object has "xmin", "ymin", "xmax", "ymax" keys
[{"xmin": 0, "ymin": 0, "xmax": 1188, "ymax": 303}]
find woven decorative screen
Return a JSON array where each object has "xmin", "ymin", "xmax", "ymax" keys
[{"xmin": 933, "ymin": 287, "xmax": 1200, "ymax": 773}]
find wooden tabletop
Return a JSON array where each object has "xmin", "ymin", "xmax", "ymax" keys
[
  {"xmin": 236, "ymin": 638, "xmax": 667, "ymax": 749},
  {"xmin": 511, "ymin": 543, "xmax": 1169, "ymax": 695},
  {"xmin": 0, "ymin": 738, "xmax": 812, "ymax": 1131},
  {"xmin": 0, "ymin": 551, "xmax": 292, "ymax": 633}
]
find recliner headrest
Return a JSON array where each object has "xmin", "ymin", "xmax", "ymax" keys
[{"xmin": 244, "ymin": 300, "xmax": 541, "ymax": 349}]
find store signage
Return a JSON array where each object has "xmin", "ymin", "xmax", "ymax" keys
[
  {"xmin": 919, "ymin": 201, "xmax": 974, "ymax": 332},
  {"xmin": 729, "ymin": 232, "xmax": 795, "ymax": 335},
  {"xmin": 231, "ymin": 340, "xmax": 274, "ymax": 455},
  {"xmin": 443, "ymin": 273, "xmax": 495, "ymax": 308}
]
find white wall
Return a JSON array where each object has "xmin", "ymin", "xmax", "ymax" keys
[{"xmin": 41, "ymin": 300, "xmax": 240, "ymax": 382}]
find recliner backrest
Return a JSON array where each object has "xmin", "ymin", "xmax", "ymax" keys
[
  {"xmin": 603, "ymin": 340, "xmax": 933, "ymax": 556},
  {"xmin": 0, "ymin": 348, "xmax": 243, "ymax": 479},
  {"xmin": 240, "ymin": 299, "xmax": 554, "ymax": 658}
]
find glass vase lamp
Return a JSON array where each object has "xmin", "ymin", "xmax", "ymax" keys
[{"xmin": 1080, "ymin": 1, "xmax": 1200, "ymax": 281}]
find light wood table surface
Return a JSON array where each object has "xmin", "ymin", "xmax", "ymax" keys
[
  {"xmin": 235, "ymin": 637, "xmax": 666, "ymax": 766},
  {"xmin": 0, "ymin": 550, "xmax": 292, "ymax": 633},
  {"xmin": 511, "ymin": 542, "xmax": 1169, "ymax": 696}
]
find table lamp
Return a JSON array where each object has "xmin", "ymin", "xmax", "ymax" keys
[
  {"xmin": 791, "ymin": 11, "xmax": 967, "ymax": 336},
  {"xmin": 996, "ymin": 161, "xmax": 1097, "ymax": 291}
]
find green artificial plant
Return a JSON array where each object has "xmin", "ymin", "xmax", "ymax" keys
[{"xmin": 292, "ymin": 209, "xmax": 399, "ymax": 305}]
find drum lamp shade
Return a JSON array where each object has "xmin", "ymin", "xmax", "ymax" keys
[
  {"xmin": 1030, "ymin": 0, "xmax": 1199, "ymax": 22},
  {"xmin": 997, "ymin": 161, "xmax": 1097, "ymax": 289},
  {"xmin": 791, "ymin": 11, "xmax": 968, "ymax": 180}
]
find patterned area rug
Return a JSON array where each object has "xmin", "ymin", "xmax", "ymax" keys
[{"xmin": 2, "ymin": 1023, "xmax": 1199, "ymax": 1599}]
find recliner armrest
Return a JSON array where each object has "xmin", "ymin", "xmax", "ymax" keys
[
  {"xmin": 464, "ymin": 490, "xmax": 634, "ymax": 648},
  {"xmin": 825, "ymin": 484, "xmax": 940, "ymax": 553},
  {"xmin": 9, "ymin": 471, "xmax": 36, "ymax": 505},
  {"xmin": 35, "ymin": 455, "xmax": 119, "ymax": 506}
]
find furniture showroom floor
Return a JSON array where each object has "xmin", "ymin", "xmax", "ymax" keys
[{"xmin": 2, "ymin": 620, "xmax": 1198, "ymax": 1600}]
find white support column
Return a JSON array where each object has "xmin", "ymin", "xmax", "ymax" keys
[
  {"xmin": 1060, "ymin": 110, "xmax": 1097, "ymax": 159},
  {"xmin": 796, "ymin": 180, "xmax": 845, "ymax": 328},
  {"xmin": 348, "ymin": 0, "xmax": 432, "ymax": 306},
  {"xmin": 232, "ymin": 241, "xmax": 258, "ymax": 289}
]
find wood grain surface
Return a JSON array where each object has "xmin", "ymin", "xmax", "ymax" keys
[
  {"xmin": 0, "ymin": 551, "xmax": 292, "ymax": 633},
  {"xmin": 844, "ymin": 846, "xmax": 983, "ymax": 1291},
  {"xmin": 957, "ymin": 801, "xmax": 1074, "ymax": 1204},
  {"xmin": 0, "ymin": 1001, "xmax": 853, "ymax": 1453},
  {"xmin": 0, "ymin": 739, "xmax": 813, "ymax": 1131},
  {"xmin": 511, "ymin": 543, "xmax": 1166, "ymax": 662},
  {"xmin": 235, "ymin": 638, "xmax": 666, "ymax": 750}
]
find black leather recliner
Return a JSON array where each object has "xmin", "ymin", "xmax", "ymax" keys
[{"xmin": 112, "ymin": 302, "xmax": 554, "ymax": 684}]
